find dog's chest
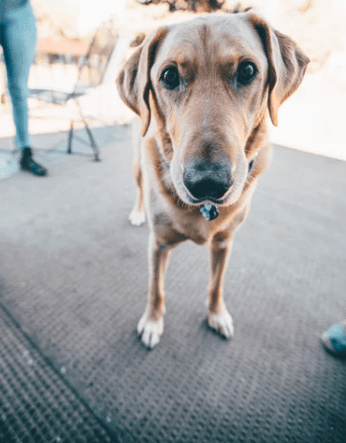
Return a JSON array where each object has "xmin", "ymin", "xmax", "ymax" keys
[
  {"xmin": 151, "ymin": 194, "xmax": 236, "ymax": 246},
  {"xmin": 153, "ymin": 206, "xmax": 212, "ymax": 245},
  {"xmin": 173, "ymin": 211, "xmax": 211, "ymax": 244}
]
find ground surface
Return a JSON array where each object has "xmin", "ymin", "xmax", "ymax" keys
[{"xmin": 0, "ymin": 125, "xmax": 345, "ymax": 442}]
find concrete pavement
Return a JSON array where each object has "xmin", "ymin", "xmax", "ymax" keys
[{"xmin": 0, "ymin": 123, "xmax": 346, "ymax": 442}]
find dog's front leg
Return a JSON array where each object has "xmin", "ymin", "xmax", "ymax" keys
[
  {"xmin": 137, "ymin": 232, "xmax": 173, "ymax": 349},
  {"xmin": 208, "ymin": 233, "xmax": 235, "ymax": 339}
]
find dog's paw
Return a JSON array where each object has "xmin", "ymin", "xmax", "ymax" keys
[
  {"xmin": 208, "ymin": 309, "xmax": 234, "ymax": 339},
  {"xmin": 137, "ymin": 313, "xmax": 163, "ymax": 349},
  {"xmin": 129, "ymin": 208, "xmax": 146, "ymax": 226}
]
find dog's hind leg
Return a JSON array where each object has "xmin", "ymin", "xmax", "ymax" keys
[
  {"xmin": 129, "ymin": 154, "xmax": 146, "ymax": 226},
  {"xmin": 129, "ymin": 118, "xmax": 146, "ymax": 226},
  {"xmin": 207, "ymin": 233, "xmax": 235, "ymax": 339}
]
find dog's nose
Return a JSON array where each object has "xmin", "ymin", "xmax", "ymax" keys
[{"xmin": 183, "ymin": 161, "xmax": 232, "ymax": 201}]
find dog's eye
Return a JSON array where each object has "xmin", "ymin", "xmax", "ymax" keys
[
  {"xmin": 237, "ymin": 62, "xmax": 257, "ymax": 85},
  {"xmin": 161, "ymin": 67, "xmax": 180, "ymax": 89}
]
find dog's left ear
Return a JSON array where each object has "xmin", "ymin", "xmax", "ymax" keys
[
  {"xmin": 116, "ymin": 27, "xmax": 168, "ymax": 137},
  {"xmin": 246, "ymin": 12, "xmax": 310, "ymax": 126}
]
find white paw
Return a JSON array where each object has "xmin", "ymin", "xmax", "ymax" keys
[
  {"xmin": 208, "ymin": 309, "xmax": 234, "ymax": 339},
  {"xmin": 129, "ymin": 208, "xmax": 146, "ymax": 226},
  {"xmin": 137, "ymin": 313, "xmax": 163, "ymax": 349}
]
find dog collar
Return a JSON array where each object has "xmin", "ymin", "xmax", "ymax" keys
[{"xmin": 199, "ymin": 154, "xmax": 258, "ymax": 222}]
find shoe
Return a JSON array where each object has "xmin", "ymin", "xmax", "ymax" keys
[
  {"xmin": 20, "ymin": 147, "xmax": 47, "ymax": 176},
  {"xmin": 321, "ymin": 321, "xmax": 346, "ymax": 357}
]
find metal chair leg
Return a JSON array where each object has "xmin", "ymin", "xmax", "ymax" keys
[
  {"xmin": 83, "ymin": 120, "xmax": 100, "ymax": 162},
  {"xmin": 67, "ymin": 121, "xmax": 73, "ymax": 154}
]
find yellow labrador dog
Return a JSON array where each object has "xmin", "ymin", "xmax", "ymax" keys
[{"xmin": 117, "ymin": 11, "xmax": 309, "ymax": 348}]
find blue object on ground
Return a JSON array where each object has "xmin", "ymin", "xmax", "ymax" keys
[{"xmin": 321, "ymin": 322, "xmax": 346, "ymax": 356}]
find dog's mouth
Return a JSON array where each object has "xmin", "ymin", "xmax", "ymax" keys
[
  {"xmin": 187, "ymin": 194, "xmax": 226, "ymax": 205},
  {"xmin": 181, "ymin": 187, "xmax": 230, "ymax": 209}
]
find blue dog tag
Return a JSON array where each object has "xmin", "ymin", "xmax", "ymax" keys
[{"xmin": 200, "ymin": 204, "xmax": 219, "ymax": 221}]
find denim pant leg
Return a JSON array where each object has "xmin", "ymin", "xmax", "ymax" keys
[{"xmin": 1, "ymin": 3, "xmax": 36, "ymax": 149}]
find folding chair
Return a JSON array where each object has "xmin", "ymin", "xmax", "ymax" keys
[{"xmin": 29, "ymin": 19, "xmax": 119, "ymax": 161}]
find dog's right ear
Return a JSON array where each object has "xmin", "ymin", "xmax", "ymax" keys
[{"xmin": 116, "ymin": 27, "xmax": 168, "ymax": 137}]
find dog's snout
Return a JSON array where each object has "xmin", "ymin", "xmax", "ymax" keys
[{"xmin": 183, "ymin": 161, "xmax": 232, "ymax": 201}]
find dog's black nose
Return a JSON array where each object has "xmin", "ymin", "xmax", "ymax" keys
[{"xmin": 183, "ymin": 161, "xmax": 232, "ymax": 201}]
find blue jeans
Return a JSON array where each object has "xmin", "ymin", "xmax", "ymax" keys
[{"xmin": 0, "ymin": 2, "xmax": 36, "ymax": 149}]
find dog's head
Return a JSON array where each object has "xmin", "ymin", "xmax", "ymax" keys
[{"xmin": 117, "ymin": 12, "xmax": 309, "ymax": 207}]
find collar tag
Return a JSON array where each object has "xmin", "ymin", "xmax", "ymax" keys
[{"xmin": 200, "ymin": 204, "xmax": 219, "ymax": 221}]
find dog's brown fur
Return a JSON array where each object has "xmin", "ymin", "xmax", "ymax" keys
[{"xmin": 117, "ymin": 11, "xmax": 309, "ymax": 348}]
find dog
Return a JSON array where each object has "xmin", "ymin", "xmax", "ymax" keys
[{"xmin": 116, "ymin": 10, "xmax": 309, "ymax": 348}]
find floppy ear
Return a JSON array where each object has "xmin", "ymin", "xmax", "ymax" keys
[
  {"xmin": 116, "ymin": 27, "xmax": 168, "ymax": 137},
  {"xmin": 246, "ymin": 12, "xmax": 310, "ymax": 126}
]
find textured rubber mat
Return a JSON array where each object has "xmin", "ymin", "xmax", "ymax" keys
[
  {"xmin": 0, "ymin": 129, "xmax": 346, "ymax": 442},
  {"xmin": 0, "ymin": 305, "xmax": 118, "ymax": 443}
]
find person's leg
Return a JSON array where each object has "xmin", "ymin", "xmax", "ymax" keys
[
  {"xmin": 2, "ymin": 3, "xmax": 36, "ymax": 149},
  {"xmin": 321, "ymin": 320, "xmax": 346, "ymax": 357},
  {"xmin": 2, "ymin": 3, "xmax": 46, "ymax": 175}
]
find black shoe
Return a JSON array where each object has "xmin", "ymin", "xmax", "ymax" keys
[{"xmin": 20, "ymin": 147, "xmax": 47, "ymax": 176}]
